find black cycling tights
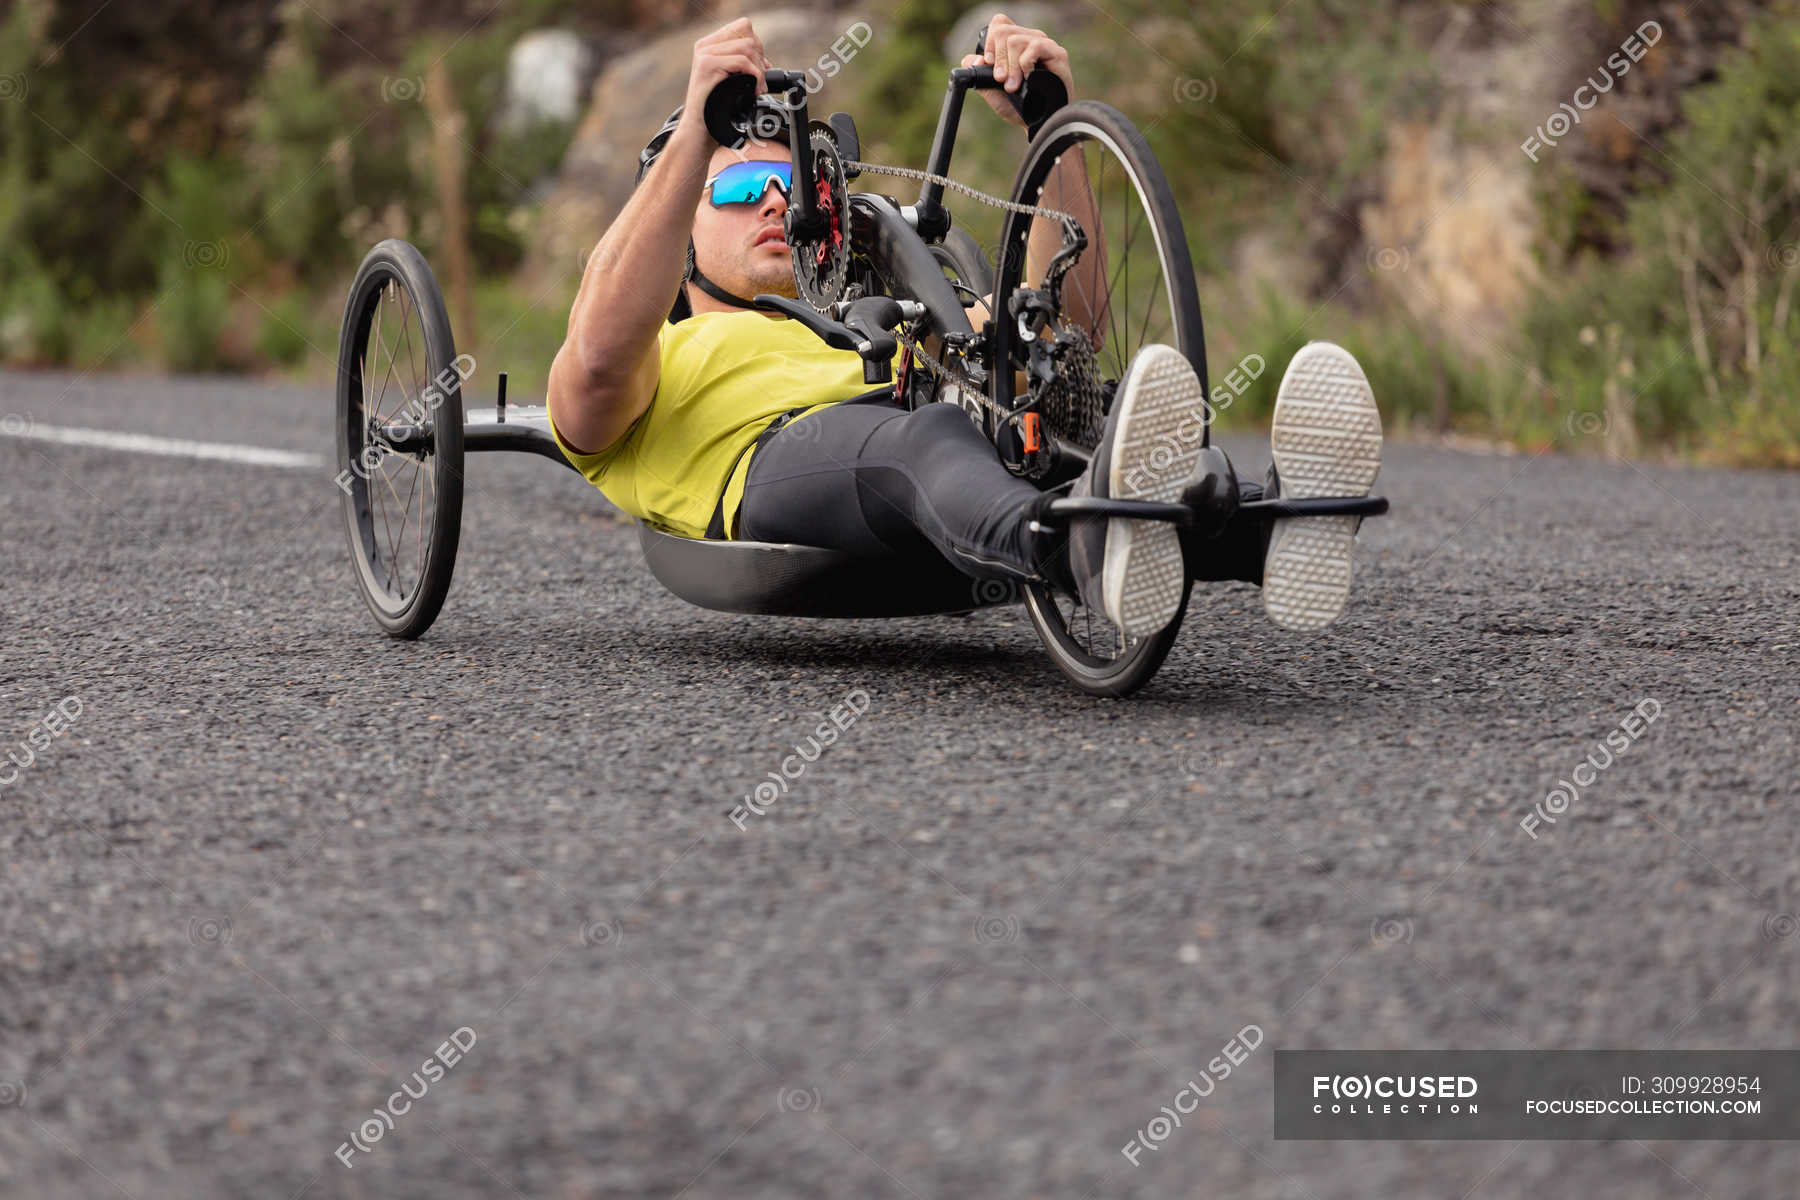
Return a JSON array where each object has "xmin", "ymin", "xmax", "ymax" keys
[
  {"xmin": 738, "ymin": 397, "xmax": 1049, "ymax": 581},
  {"xmin": 736, "ymin": 396, "xmax": 1265, "ymax": 585}
]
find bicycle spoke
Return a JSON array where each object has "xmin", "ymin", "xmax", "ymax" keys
[
  {"xmin": 374, "ymin": 449, "xmax": 412, "ymax": 580},
  {"xmin": 398, "ymin": 286, "xmax": 422, "ymax": 423},
  {"xmin": 373, "ymin": 459, "xmax": 404, "ymax": 593},
  {"xmin": 1122, "ymin": 195, "xmax": 1133, "ymax": 360},
  {"xmin": 1097, "ymin": 151, "xmax": 1128, "ymax": 377},
  {"xmin": 1069, "ymin": 242, "xmax": 1098, "ymax": 339},
  {"xmin": 1122, "ymin": 203, "xmax": 1147, "ymax": 353},
  {"xmin": 1136, "ymin": 263, "xmax": 1165, "ymax": 359},
  {"xmin": 400, "ymin": 454, "xmax": 423, "ymax": 590},
  {"xmin": 402, "ymin": 285, "xmax": 420, "ymax": 393},
  {"xmin": 1108, "ymin": 202, "xmax": 1148, "ymax": 366},
  {"xmin": 390, "ymin": 284, "xmax": 414, "ymax": 423},
  {"xmin": 375, "ymin": 292, "xmax": 412, "ymax": 426},
  {"xmin": 372, "ymin": 283, "xmax": 401, "ymax": 427},
  {"xmin": 363, "ymin": 290, "xmax": 385, "ymax": 428}
]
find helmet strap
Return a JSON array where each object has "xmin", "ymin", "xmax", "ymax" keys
[{"xmin": 685, "ymin": 247, "xmax": 760, "ymax": 312}]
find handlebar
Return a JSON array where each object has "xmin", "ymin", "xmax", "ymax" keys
[
  {"xmin": 752, "ymin": 294, "xmax": 925, "ymax": 384},
  {"xmin": 699, "ymin": 31, "xmax": 1069, "ymax": 152},
  {"xmin": 702, "ymin": 69, "xmax": 807, "ymax": 149},
  {"xmin": 957, "ymin": 66, "xmax": 1066, "ymax": 139},
  {"xmin": 967, "ymin": 22, "xmax": 1068, "ymax": 137}
]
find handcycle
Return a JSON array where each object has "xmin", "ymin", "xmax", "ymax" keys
[{"xmin": 334, "ymin": 28, "xmax": 1388, "ymax": 697}]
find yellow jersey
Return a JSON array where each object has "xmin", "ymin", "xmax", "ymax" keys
[{"xmin": 547, "ymin": 310, "xmax": 899, "ymax": 539}]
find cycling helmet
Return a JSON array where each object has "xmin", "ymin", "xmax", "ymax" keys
[
  {"xmin": 636, "ymin": 106, "xmax": 686, "ymax": 186},
  {"xmin": 636, "ymin": 103, "xmax": 792, "ymax": 321}
]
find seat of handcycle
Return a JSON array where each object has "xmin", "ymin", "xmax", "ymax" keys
[
  {"xmin": 462, "ymin": 403, "xmax": 1015, "ymax": 616},
  {"xmin": 635, "ymin": 522, "xmax": 1017, "ymax": 618}
]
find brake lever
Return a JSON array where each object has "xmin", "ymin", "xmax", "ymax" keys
[
  {"xmin": 753, "ymin": 294, "xmax": 862, "ymax": 352},
  {"xmin": 754, "ymin": 295, "xmax": 924, "ymax": 385}
]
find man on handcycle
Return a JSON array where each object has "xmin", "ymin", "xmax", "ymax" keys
[{"xmin": 545, "ymin": 12, "xmax": 1382, "ymax": 639}]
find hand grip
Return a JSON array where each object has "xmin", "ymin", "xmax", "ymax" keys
[
  {"xmin": 970, "ymin": 24, "xmax": 1068, "ymax": 137},
  {"xmin": 702, "ymin": 72, "xmax": 759, "ymax": 148},
  {"xmin": 841, "ymin": 298, "xmax": 901, "ymax": 365},
  {"xmin": 702, "ymin": 69, "xmax": 808, "ymax": 148}
]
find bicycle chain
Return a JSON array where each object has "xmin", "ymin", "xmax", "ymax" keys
[
  {"xmin": 842, "ymin": 159, "xmax": 1077, "ymax": 225},
  {"xmin": 842, "ymin": 158, "xmax": 1079, "ymax": 422}
]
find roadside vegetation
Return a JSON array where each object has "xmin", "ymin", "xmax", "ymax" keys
[{"xmin": 3, "ymin": 0, "xmax": 1796, "ymax": 463}]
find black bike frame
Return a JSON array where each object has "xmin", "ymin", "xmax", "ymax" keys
[{"xmin": 912, "ymin": 63, "xmax": 1065, "ymax": 242}]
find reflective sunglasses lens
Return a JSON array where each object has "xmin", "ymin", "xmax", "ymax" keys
[{"xmin": 711, "ymin": 162, "xmax": 791, "ymax": 206}]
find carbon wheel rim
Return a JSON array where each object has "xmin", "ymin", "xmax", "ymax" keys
[{"xmin": 343, "ymin": 273, "xmax": 441, "ymax": 617}]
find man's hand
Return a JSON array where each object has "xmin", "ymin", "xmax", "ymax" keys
[
  {"xmin": 958, "ymin": 12, "xmax": 1074, "ymax": 128},
  {"xmin": 678, "ymin": 17, "xmax": 773, "ymax": 140},
  {"xmin": 552, "ymin": 21, "xmax": 779, "ymax": 458}
]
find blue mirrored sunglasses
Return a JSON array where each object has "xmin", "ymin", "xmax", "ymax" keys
[{"xmin": 703, "ymin": 160, "xmax": 793, "ymax": 207}]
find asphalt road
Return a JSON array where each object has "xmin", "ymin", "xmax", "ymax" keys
[{"xmin": 2, "ymin": 366, "xmax": 1797, "ymax": 1199}]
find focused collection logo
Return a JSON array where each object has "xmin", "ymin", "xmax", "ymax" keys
[{"xmin": 1311, "ymin": 1073, "xmax": 1480, "ymax": 1116}]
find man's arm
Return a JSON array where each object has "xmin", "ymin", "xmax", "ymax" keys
[{"xmin": 547, "ymin": 19, "xmax": 769, "ymax": 456}]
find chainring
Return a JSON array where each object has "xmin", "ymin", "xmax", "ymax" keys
[{"xmin": 790, "ymin": 127, "xmax": 851, "ymax": 311}]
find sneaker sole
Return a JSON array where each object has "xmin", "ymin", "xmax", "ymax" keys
[
  {"xmin": 1265, "ymin": 342, "xmax": 1382, "ymax": 632},
  {"xmin": 1103, "ymin": 344, "xmax": 1207, "ymax": 637}
]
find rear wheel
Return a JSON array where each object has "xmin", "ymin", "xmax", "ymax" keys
[
  {"xmin": 993, "ymin": 101, "xmax": 1207, "ymax": 697},
  {"xmin": 931, "ymin": 225, "xmax": 995, "ymax": 302},
  {"xmin": 335, "ymin": 239, "xmax": 464, "ymax": 639}
]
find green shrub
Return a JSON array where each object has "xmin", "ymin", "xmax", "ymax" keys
[
  {"xmin": 254, "ymin": 293, "xmax": 317, "ymax": 368},
  {"xmin": 1207, "ymin": 285, "xmax": 1500, "ymax": 436},
  {"xmin": 0, "ymin": 250, "xmax": 71, "ymax": 364},
  {"xmin": 66, "ymin": 296, "xmax": 145, "ymax": 369},
  {"xmin": 1519, "ymin": 4, "xmax": 1800, "ymax": 459},
  {"xmin": 147, "ymin": 156, "xmax": 250, "ymax": 372}
]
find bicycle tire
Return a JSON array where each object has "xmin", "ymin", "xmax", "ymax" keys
[
  {"xmin": 931, "ymin": 225, "xmax": 996, "ymax": 300},
  {"xmin": 992, "ymin": 101, "xmax": 1206, "ymax": 697},
  {"xmin": 335, "ymin": 239, "xmax": 465, "ymax": 639}
]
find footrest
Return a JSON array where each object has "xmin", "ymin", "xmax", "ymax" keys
[
  {"xmin": 1240, "ymin": 496, "xmax": 1390, "ymax": 519},
  {"xmin": 1042, "ymin": 496, "xmax": 1195, "ymax": 526}
]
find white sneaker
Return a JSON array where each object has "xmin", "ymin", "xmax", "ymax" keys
[
  {"xmin": 1263, "ymin": 342, "xmax": 1383, "ymax": 632},
  {"xmin": 1066, "ymin": 344, "xmax": 1208, "ymax": 636}
]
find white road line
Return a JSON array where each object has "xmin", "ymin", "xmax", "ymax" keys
[{"xmin": 0, "ymin": 422, "xmax": 324, "ymax": 470}]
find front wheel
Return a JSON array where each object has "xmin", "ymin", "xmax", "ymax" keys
[
  {"xmin": 994, "ymin": 101, "xmax": 1206, "ymax": 697},
  {"xmin": 335, "ymin": 239, "xmax": 465, "ymax": 639}
]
